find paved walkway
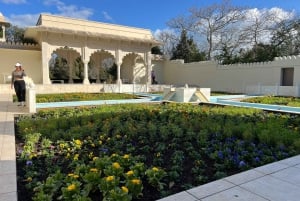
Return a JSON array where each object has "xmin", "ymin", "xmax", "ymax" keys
[
  {"xmin": 0, "ymin": 93, "xmax": 28, "ymax": 201},
  {"xmin": 1, "ymin": 93, "xmax": 300, "ymax": 201},
  {"xmin": 158, "ymin": 154, "xmax": 300, "ymax": 201}
]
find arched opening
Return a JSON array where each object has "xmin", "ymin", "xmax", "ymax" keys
[
  {"xmin": 121, "ymin": 53, "xmax": 146, "ymax": 84},
  {"xmin": 89, "ymin": 50, "xmax": 116, "ymax": 83},
  {"xmin": 49, "ymin": 46, "xmax": 82, "ymax": 83}
]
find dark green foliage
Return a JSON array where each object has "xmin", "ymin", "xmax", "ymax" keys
[
  {"xmin": 151, "ymin": 46, "xmax": 163, "ymax": 55},
  {"xmin": 171, "ymin": 29, "xmax": 205, "ymax": 63}
]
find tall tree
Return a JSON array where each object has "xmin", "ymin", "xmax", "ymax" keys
[
  {"xmin": 271, "ymin": 18, "xmax": 300, "ymax": 56},
  {"xmin": 189, "ymin": 0, "xmax": 245, "ymax": 60},
  {"xmin": 154, "ymin": 29, "xmax": 178, "ymax": 59},
  {"xmin": 171, "ymin": 29, "xmax": 203, "ymax": 63},
  {"xmin": 240, "ymin": 8, "xmax": 289, "ymax": 58},
  {"xmin": 5, "ymin": 25, "xmax": 37, "ymax": 44}
]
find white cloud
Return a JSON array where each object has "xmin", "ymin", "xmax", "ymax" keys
[
  {"xmin": 268, "ymin": 7, "xmax": 295, "ymax": 22},
  {"xmin": 244, "ymin": 7, "xmax": 294, "ymax": 25},
  {"xmin": 102, "ymin": 11, "xmax": 113, "ymax": 22},
  {"xmin": 153, "ymin": 28, "xmax": 175, "ymax": 39},
  {"xmin": 0, "ymin": 0, "xmax": 26, "ymax": 4},
  {"xmin": 3, "ymin": 0, "xmax": 94, "ymax": 27},
  {"xmin": 242, "ymin": 7, "xmax": 295, "ymax": 44},
  {"xmin": 6, "ymin": 13, "xmax": 39, "ymax": 27},
  {"xmin": 43, "ymin": 0, "xmax": 93, "ymax": 19}
]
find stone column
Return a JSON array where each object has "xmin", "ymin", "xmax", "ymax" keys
[
  {"xmin": 81, "ymin": 46, "xmax": 90, "ymax": 84},
  {"xmin": 0, "ymin": 25, "xmax": 5, "ymax": 42},
  {"xmin": 115, "ymin": 49, "xmax": 122, "ymax": 84},
  {"xmin": 41, "ymin": 41, "xmax": 51, "ymax": 84},
  {"xmin": 83, "ymin": 61, "xmax": 89, "ymax": 84},
  {"xmin": 146, "ymin": 51, "xmax": 152, "ymax": 86}
]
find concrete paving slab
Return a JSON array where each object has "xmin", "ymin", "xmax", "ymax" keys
[
  {"xmin": 201, "ymin": 186, "xmax": 269, "ymax": 201},
  {"xmin": 255, "ymin": 161, "xmax": 290, "ymax": 175},
  {"xmin": 0, "ymin": 173, "xmax": 17, "ymax": 194},
  {"xmin": 187, "ymin": 179, "xmax": 235, "ymax": 199},
  {"xmin": 271, "ymin": 166, "xmax": 300, "ymax": 187},
  {"xmin": 156, "ymin": 191, "xmax": 198, "ymax": 201},
  {"xmin": 0, "ymin": 192, "xmax": 18, "ymax": 201},
  {"xmin": 0, "ymin": 161, "xmax": 16, "ymax": 175},
  {"xmin": 278, "ymin": 155, "xmax": 300, "ymax": 166},
  {"xmin": 240, "ymin": 175, "xmax": 300, "ymax": 201},
  {"xmin": 224, "ymin": 169, "xmax": 265, "ymax": 185}
]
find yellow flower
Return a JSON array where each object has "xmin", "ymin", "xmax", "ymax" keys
[
  {"xmin": 106, "ymin": 176, "xmax": 114, "ymax": 182},
  {"xmin": 26, "ymin": 177, "xmax": 32, "ymax": 182},
  {"xmin": 29, "ymin": 153, "xmax": 37, "ymax": 159},
  {"xmin": 68, "ymin": 173, "xmax": 79, "ymax": 179},
  {"xmin": 74, "ymin": 154, "xmax": 79, "ymax": 161},
  {"xmin": 98, "ymin": 140, "xmax": 102, "ymax": 145},
  {"xmin": 123, "ymin": 154, "xmax": 130, "ymax": 159},
  {"xmin": 66, "ymin": 153, "xmax": 70, "ymax": 158},
  {"xmin": 152, "ymin": 167, "xmax": 159, "ymax": 172},
  {"xmin": 93, "ymin": 157, "xmax": 99, "ymax": 161},
  {"xmin": 126, "ymin": 170, "xmax": 134, "ymax": 176},
  {"xmin": 111, "ymin": 153, "xmax": 117, "ymax": 157},
  {"xmin": 74, "ymin": 139, "xmax": 82, "ymax": 146},
  {"xmin": 89, "ymin": 152, "xmax": 94, "ymax": 158},
  {"xmin": 59, "ymin": 143, "xmax": 65, "ymax": 149},
  {"xmin": 112, "ymin": 162, "xmax": 121, "ymax": 169},
  {"xmin": 116, "ymin": 134, "xmax": 122, "ymax": 139},
  {"xmin": 131, "ymin": 179, "xmax": 141, "ymax": 185},
  {"xmin": 90, "ymin": 168, "xmax": 98, "ymax": 173},
  {"xmin": 67, "ymin": 184, "xmax": 76, "ymax": 191},
  {"xmin": 121, "ymin": 186, "xmax": 129, "ymax": 193}
]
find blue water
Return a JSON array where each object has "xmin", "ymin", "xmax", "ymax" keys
[
  {"xmin": 211, "ymin": 95, "xmax": 300, "ymax": 114},
  {"xmin": 36, "ymin": 93, "xmax": 300, "ymax": 114},
  {"xmin": 36, "ymin": 93, "xmax": 161, "ymax": 109}
]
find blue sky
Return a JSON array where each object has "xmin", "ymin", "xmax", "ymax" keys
[{"xmin": 0, "ymin": 0, "xmax": 299, "ymax": 32}]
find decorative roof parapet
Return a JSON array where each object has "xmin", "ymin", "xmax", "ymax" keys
[
  {"xmin": 217, "ymin": 55, "xmax": 300, "ymax": 69},
  {"xmin": 274, "ymin": 55, "xmax": 300, "ymax": 60},
  {"xmin": 0, "ymin": 41, "xmax": 40, "ymax": 50},
  {"xmin": 217, "ymin": 60, "xmax": 274, "ymax": 69}
]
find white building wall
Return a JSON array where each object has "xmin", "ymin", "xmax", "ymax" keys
[
  {"xmin": 160, "ymin": 55, "xmax": 300, "ymax": 95},
  {"xmin": 0, "ymin": 47, "xmax": 42, "ymax": 84}
]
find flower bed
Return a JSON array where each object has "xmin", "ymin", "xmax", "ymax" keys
[
  {"xmin": 13, "ymin": 92, "xmax": 138, "ymax": 103},
  {"xmin": 242, "ymin": 96, "xmax": 300, "ymax": 107},
  {"xmin": 15, "ymin": 103, "xmax": 300, "ymax": 200}
]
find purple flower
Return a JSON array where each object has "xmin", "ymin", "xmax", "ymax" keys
[
  {"xmin": 238, "ymin": 160, "xmax": 246, "ymax": 168},
  {"xmin": 100, "ymin": 148, "xmax": 109, "ymax": 153},
  {"xmin": 26, "ymin": 160, "xmax": 33, "ymax": 166},
  {"xmin": 217, "ymin": 151, "xmax": 224, "ymax": 159}
]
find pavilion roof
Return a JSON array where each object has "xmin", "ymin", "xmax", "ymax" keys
[{"xmin": 25, "ymin": 14, "xmax": 161, "ymax": 46}]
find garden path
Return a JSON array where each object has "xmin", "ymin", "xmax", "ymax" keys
[{"xmin": 0, "ymin": 93, "xmax": 27, "ymax": 201}]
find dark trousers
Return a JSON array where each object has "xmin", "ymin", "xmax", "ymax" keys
[{"xmin": 14, "ymin": 80, "xmax": 26, "ymax": 102}]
